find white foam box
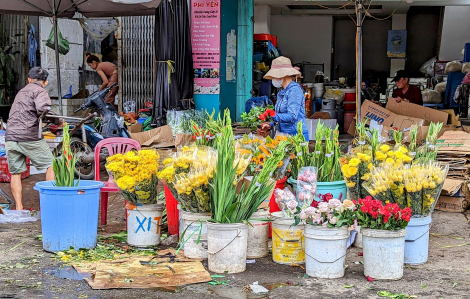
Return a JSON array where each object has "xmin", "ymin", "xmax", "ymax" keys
[{"xmin": 306, "ymin": 119, "xmax": 337, "ymax": 141}]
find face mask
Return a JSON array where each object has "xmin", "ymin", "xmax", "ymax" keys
[{"xmin": 272, "ymin": 78, "xmax": 283, "ymax": 88}]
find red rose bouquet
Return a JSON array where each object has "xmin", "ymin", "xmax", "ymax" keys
[{"xmin": 355, "ymin": 196, "xmax": 411, "ymax": 230}]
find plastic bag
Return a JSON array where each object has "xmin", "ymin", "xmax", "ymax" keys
[
  {"xmin": 434, "ymin": 82, "xmax": 447, "ymax": 94},
  {"xmin": 295, "ymin": 167, "xmax": 318, "ymax": 209},
  {"xmin": 462, "ymin": 62, "xmax": 470, "ymax": 74},
  {"xmin": 422, "ymin": 89, "xmax": 442, "ymax": 104},
  {"xmin": 324, "ymin": 89, "xmax": 345, "ymax": 103},
  {"xmin": 123, "ymin": 101, "xmax": 136, "ymax": 113},
  {"xmin": 0, "ymin": 210, "xmax": 38, "ymax": 224},
  {"xmin": 420, "ymin": 57, "xmax": 437, "ymax": 77},
  {"xmin": 245, "ymin": 96, "xmax": 273, "ymax": 114},
  {"xmin": 462, "ymin": 72, "xmax": 470, "ymax": 85},
  {"xmin": 445, "ymin": 61, "xmax": 462, "ymax": 73},
  {"xmin": 46, "ymin": 26, "xmax": 70, "ymax": 55},
  {"xmin": 274, "ymin": 188, "xmax": 297, "ymax": 218},
  {"xmin": 79, "ymin": 19, "xmax": 118, "ymax": 43},
  {"xmin": 0, "ymin": 130, "xmax": 5, "ymax": 157}
]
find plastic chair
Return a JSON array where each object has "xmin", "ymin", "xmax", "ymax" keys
[{"xmin": 94, "ymin": 137, "xmax": 141, "ymax": 225}]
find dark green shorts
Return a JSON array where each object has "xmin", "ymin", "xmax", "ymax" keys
[{"xmin": 5, "ymin": 140, "xmax": 54, "ymax": 174}]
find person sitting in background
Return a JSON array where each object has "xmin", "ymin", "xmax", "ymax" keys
[
  {"xmin": 361, "ymin": 82, "xmax": 380, "ymax": 105},
  {"xmin": 391, "ymin": 70, "xmax": 423, "ymax": 105},
  {"xmin": 5, "ymin": 67, "xmax": 63, "ymax": 210}
]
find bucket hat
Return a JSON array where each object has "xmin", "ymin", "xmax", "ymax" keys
[{"xmin": 264, "ymin": 56, "xmax": 301, "ymax": 79}]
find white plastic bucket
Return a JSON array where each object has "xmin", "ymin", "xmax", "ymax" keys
[
  {"xmin": 362, "ymin": 229, "xmax": 407, "ymax": 280},
  {"xmin": 354, "ymin": 226, "xmax": 363, "ymax": 248},
  {"xmin": 180, "ymin": 210, "xmax": 212, "ymax": 259},
  {"xmin": 405, "ymin": 216, "xmax": 432, "ymax": 265},
  {"xmin": 271, "ymin": 214, "xmax": 305, "ymax": 265},
  {"xmin": 127, "ymin": 203, "xmax": 164, "ymax": 247},
  {"xmin": 247, "ymin": 209, "xmax": 270, "ymax": 258},
  {"xmin": 207, "ymin": 222, "xmax": 248, "ymax": 273},
  {"xmin": 304, "ymin": 225, "xmax": 350, "ymax": 278}
]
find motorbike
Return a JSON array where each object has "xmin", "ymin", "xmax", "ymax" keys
[{"xmin": 46, "ymin": 83, "xmax": 130, "ymax": 180}]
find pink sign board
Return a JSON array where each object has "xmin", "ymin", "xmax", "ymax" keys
[{"xmin": 191, "ymin": 0, "xmax": 221, "ymax": 94}]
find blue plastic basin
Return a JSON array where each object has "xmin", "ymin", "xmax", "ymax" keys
[{"xmin": 34, "ymin": 180, "xmax": 104, "ymax": 252}]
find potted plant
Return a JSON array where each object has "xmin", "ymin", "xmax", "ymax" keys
[
  {"xmin": 34, "ymin": 123, "xmax": 104, "ymax": 252},
  {"xmin": 297, "ymin": 196, "xmax": 357, "ymax": 278},
  {"xmin": 206, "ymin": 110, "xmax": 287, "ymax": 273},
  {"xmin": 356, "ymin": 196, "xmax": 412, "ymax": 280},
  {"xmin": 105, "ymin": 149, "xmax": 163, "ymax": 247}
]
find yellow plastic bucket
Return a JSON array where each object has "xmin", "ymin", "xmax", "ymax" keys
[{"xmin": 271, "ymin": 212, "xmax": 305, "ymax": 265}]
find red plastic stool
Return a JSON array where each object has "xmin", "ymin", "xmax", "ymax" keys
[
  {"xmin": 163, "ymin": 181, "xmax": 179, "ymax": 235},
  {"xmin": 269, "ymin": 176, "xmax": 287, "ymax": 238}
]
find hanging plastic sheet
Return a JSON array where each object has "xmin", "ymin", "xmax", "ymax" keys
[
  {"xmin": 79, "ymin": 19, "xmax": 118, "ymax": 43},
  {"xmin": 152, "ymin": 0, "xmax": 194, "ymax": 127}
]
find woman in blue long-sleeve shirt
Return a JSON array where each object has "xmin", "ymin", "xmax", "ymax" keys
[{"xmin": 263, "ymin": 56, "xmax": 309, "ymax": 140}]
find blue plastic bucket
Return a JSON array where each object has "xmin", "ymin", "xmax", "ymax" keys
[
  {"xmin": 34, "ymin": 180, "xmax": 104, "ymax": 252},
  {"xmin": 316, "ymin": 181, "xmax": 348, "ymax": 202},
  {"xmin": 287, "ymin": 179, "xmax": 347, "ymax": 202},
  {"xmin": 404, "ymin": 216, "xmax": 432, "ymax": 265}
]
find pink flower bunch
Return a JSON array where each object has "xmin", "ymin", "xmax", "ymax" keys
[
  {"xmin": 298, "ymin": 168, "xmax": 317, "ymax": 183},
  {"xmin": 297, "ymin": 197, "xmax": 357, "ymax": 228}
]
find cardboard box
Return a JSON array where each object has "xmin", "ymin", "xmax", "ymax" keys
[
  {"xmin": 308, "ymin": 112, "xmax": 331, "ymax": 120},
  {"xmin": 347, "ymin": 101, "xmax": 397, "ymax": 136},
  {"xmin": 436, "ymin": 196, "xmax": 470, "ymax": 213},
  {"xmin": 306, "ymin": 119, "xmax": 337, "ymax": 141},
  {"xmin": 392, "ymin": 115, "xmax": 429, "ymax": 131},
  {"xmin": 360, "ymin": 100, "xmax": 397, "ymax": 127},
  {"xmin": 442, "ymin": 109, "xmax": 461, "ymax": 126},
  {"xmin": 130, "ymin": 125, "xmax": 175, "ymax": 148},
  {"xmin": 386, "ymin": 100, "xmax": 448, "ymax": 124},
  {"xmin": 128, "ymin": 123, "xmax": 143, "ymax": 133},
  {"xmin": 436, "ymin": 179, "xmax": 470, "ymax": 213},
  {"xmin": 441, "ymin": 178, "xmax": 469, "ymax": 197},
  {"xmin": 348, "ymin": 100, "xmax": 453, "ymax": 137}
]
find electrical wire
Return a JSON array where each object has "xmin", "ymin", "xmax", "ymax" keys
[
  {"xmin": 362, "ymin": 0, "xmax": 372, "ymax": 23},
  {"xmin": 364, "ymin": 0, "xmax": 403, "ymax": 21},
  {"xmin": 339, "ymin": 0, "xmax": 357, "ymax": 25},
  {"xmin": 309, "ymin": 0, "xmax": 353, "ymax": 10}
]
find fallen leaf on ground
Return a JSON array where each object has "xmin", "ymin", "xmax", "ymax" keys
[
  {"xmin": 343, "ymin": 285, "xmax": 355, "ymax": 288},
  {"xmin": 367, "ymin": 276, "xmax": 374, "ymax": 282}
]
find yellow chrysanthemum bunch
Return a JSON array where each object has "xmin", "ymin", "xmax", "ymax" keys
[{"xmin": 106, "ymin": 150, "xmax": 160, "ymax": 204}]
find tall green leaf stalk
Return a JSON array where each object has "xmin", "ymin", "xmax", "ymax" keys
[
  {"xmin": 416, "ymin": 122, "xmax": 443, "ymax": 163},
  {"xmin": 210, "ymin": 109, "xmax": 286, "ymax": 223},
  {"xmin": 368, "ymin": 128, "xmax": 379, "ymax": 160},
  {"xmin": 409, "ymin": 125, "xmax": 418, "ymax": 154},
  {"xmin": 290, "ymin": 121, "xmax": 311, "ymax": 179},
  {"xmin": 53, "ymin": 123, "xmax": 78, "ymax": 187},
  {"xmin": 290, "ymin": 121, "xmax": 342, "ymax": 182}
]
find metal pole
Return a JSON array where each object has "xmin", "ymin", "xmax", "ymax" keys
[
  {"xmin": 356, "ymin": 0, "xmax": 363, "ymax": 126},
  {"xmin": 52, "ymin": 0, "xmax": 63, "ymax": 115}
]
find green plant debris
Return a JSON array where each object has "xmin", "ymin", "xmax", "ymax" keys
[
  {"xmin": 124, "ymin": 278, "xmax": 134, "ymax": 283},
  {"xmin": 441, "ymin": 243, "xmax": 470, "ymax": 248},
  {"xmin": 343, "ymin": 285, "xmax": 355, "ymax": 288},
  {"xmin": 377, "ymin": 291, "xmax": 417, "ymax": 299},
  {"xmin": 4, "ymin": 241, "xmax": 26, "ymax": 252},
  {"xmin": 208, "ymin": 279, "xmax": 230, "ymax": 285},
  {"xmin": 452, "ymin": 282, "xmax": 458, "ymax": 288},
  {"xmin": 54, "ymin": 238, "xmax": 155, "ymax": 264}
]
